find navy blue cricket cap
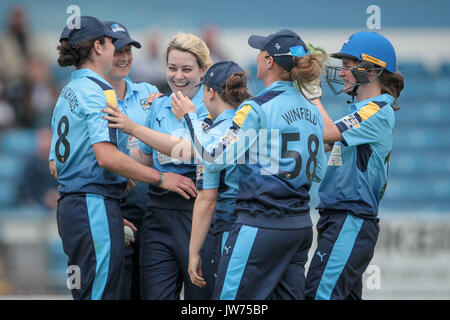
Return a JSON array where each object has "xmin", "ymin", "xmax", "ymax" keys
[
  {"xmin": 248, "ymin": 29, "xmax": 308, "ymax": 71},
  {"xmin": 59, "ymin": 16, "xmax": 125, "ymax": 44},
  {"xmin": 103, "ymin": 21, "xmax": 141, "ymax": 51},
  {"xmin": 196, "ymin": 61, "xmax": 244, "ymax": 93}
]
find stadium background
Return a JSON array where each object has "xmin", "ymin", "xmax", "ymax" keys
[{"xmin": 0, "ymin": 0, "xmax": 449, "ymax": 299}]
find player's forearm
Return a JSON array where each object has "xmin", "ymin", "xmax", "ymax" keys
[
  {"xmin": 130, "ymin": 148, "xmax": 153, "ymax": 166},
  {"xmin": 311, "ymin": 99, "xmax": 343, "ymax": 143},
  {"xmin": 189, "ymin": 192, "xmax": 216, "ymax": 256},
  {"xmin": 93, "ymin": 142, "xmax": 159, "ymax": 184},
  {"xmin": 133, "ymin": 124, "xmax": 194, "ymax": 161}
]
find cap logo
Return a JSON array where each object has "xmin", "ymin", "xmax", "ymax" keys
[
  {"xmin": 110, "ymin": 23, "xmax": 126, "ymax": 33},
  {"xmin": 210, "ymin": 72, "xmax": 214, "ymax": 77},
  {"xmin": 344, "ymin": 39, "xmax": 349, "ymax": 45},
  {"xmin": 275, "ymin": 43, "xmax": 281, "ymax": 50}
]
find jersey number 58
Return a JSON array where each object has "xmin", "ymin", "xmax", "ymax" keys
[{"xmin": 279, "ymin": 132, "xmax": 319, "ymax": 182}]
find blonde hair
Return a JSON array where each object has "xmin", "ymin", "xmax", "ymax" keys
[
  {"xmin": 165, "ymin": 32, "xmax": 213, "ymax": 70},
  {"xmin": 277, "ymin": 53, "xmax": 327, "ymax": 98}
]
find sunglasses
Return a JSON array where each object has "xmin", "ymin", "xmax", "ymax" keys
[{"xmin": 270, "ymin": 45, "xmax": 311, "ymax": 58}]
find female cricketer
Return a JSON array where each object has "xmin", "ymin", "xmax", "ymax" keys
[
  {"xmin": 181, "ymin": 29, "xmax": 328, "ymax": 300},
  {"xmin": 49, "ymin": 17, "xmax": 196, "ymax": 300},
  {"xmin": 103, "ymin": 32, "xmax": 216, "ymax": 300},
  {"xmin": 170, "ymin": 60, "xmax": 252, "ymax": 289},
  {"xmin": 305, "ymin": 31, "xmax": 404, "ymax": 300},
  {"xmin": 102, "ymin": 21, "xmax": 160, "ymax": 300}
]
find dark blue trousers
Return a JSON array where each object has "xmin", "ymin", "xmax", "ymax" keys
[
  {"xmin": 139, "ymin": 207, "xmax": 216, "ymax": 300},
  {"xmin": 213, "ymin": 223, "xmax": 313, "ymax": 300},
  {"xmin": 120, "ymin": 181, "xmax": 149, "ymax": 300},
  {"xmin": 122, "ymin": 217, "xmax": 142, "ymax": 300},
  {"xmin": 305, "ymin": 212, "xmax": 379, "ymax": 300},
  {"xmin": 57, "ymin": 193, "xmax": 125, "ymax": 300}
]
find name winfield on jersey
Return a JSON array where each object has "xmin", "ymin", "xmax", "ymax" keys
[{"xmin": 281, "ymin": 106, "xmax": 319, "ymax": 126}]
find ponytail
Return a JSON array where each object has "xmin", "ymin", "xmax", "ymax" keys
[
  {"xmin": 218, "ymin": 71, "xmax": 252, "ymax": 108},
  {"xmin": 57, "ymin": 37, "xmax": 105, "ymax": 68},
  {"xmin": 378, "ymin": 70, "xmax": 404, "ymax": 111},
  {"xmin": 276, "ymin": 52, "xmax": 327, "ymax": 99}
]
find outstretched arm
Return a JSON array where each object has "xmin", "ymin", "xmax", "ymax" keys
[
  {"xmin": 188, "ymin": 188, "xmax": 217, "ymax": 288},
  {"xmin": 93, "ymin": 141, "xmax": 197, "ymax": 199},
  {"xmin": 311, "ymin": 98, "xmax": 343, "ymax": 144},
  {"xmin": 103, "ymin": 104, "xmax": 194, "ymax": 161}
]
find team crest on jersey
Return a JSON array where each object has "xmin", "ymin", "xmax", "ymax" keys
[
  {"xmin": 140, "ymin": 98, "xmax": 151, "ymax": 110},
  {"xmin": 341, "ymin": 114, "xmax": 360, "ymax": 130}
]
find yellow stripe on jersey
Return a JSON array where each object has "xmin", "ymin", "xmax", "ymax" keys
[
  {"xmin": 233, "ymin": 104, "xmax": 252, "ymax": 127},
  {"xmin": 104, "ymin": 89, "xmax": 118, "ymax": 108},
  {"xmin": 357, "ymin": 101, "xmax": 381, "ymax": 121}
]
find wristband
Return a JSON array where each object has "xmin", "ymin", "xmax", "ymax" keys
[{"xmin": 156, "ymin": 171, "xmax": 164, "ymax": 186}]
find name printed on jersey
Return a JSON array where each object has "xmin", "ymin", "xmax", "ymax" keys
[{"xmin": 60, "ymin": 86, "xmax": 79, "ymax": 111}]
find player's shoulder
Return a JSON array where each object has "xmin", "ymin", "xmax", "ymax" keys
[
  {"xmin": 147, "ymin": 92, "xmax": 171, "ymax": 114},
  {"xmin": 70, "ymin": 75, "xmax": 109, "ymax": 98},
  {"xmin": 231, "ymin": 101, "xmax": 262, "ymax": 128},
  {"xmin": 129, "ymin": 80, "xmax": 160, "ymax": 95},
  {"xmin": 247, "ymin": 89, "xmax": 284, "ymax": 107},
  {"xmin": 360, "ymin": 97, "xmax": 396, "ymax": 121}
]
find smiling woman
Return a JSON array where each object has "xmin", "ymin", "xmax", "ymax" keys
[
  {"xmin": 102, "ymin": 32, "xmax": 216, "ymax": 300},
  {"xmin": 102, "ymin": 21, "xmax": 161, "ymax": 301},
  {"xmin": 48, "ymin": 17, "xmax": 197, "ymax": 301},
  {"xmin": 166, "ymin": 49, "xmax": 203, "ymax": 98}
]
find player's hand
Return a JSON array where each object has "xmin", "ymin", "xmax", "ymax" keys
[
  {"xmin": 301, "ymin": 79, "xmax": 323, "ymax": 101},
  {"xmin": 123, "ymin": 218, "xmax": 137, "ymax": 246},
  {"xmin": 124, "ymin": 179, "xmax": 136, "ymax": 192},
  {"xmin": 49, "ymin": 160, "xmax": 58, "ymax": 179},
  {"xmin": 300, "ymin": 43, "xmax": 328, "ymax": 100},
  {"xmin": 146, "ymin": 92, "xmax": 163, "ymax": 105},
  {"xmin": 171, "ymin": 91, "xmax": 196, "ymax": 121},
  {"xmin": 159, "ymin": 172, "xmax": 197, "ymax": 199},
  {"xmin": 43, "ymin": 189, "xmax": 59, "ymax": 210},
  {"xmin": 102, "ymin": 104, "xmax": 139, "ymax": 136},
  {"xmin": 188, "ymin": 253, "xmax": 206, "ymax": 288}
]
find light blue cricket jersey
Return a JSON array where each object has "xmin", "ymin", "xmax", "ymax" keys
[
  {"xmin": 197, "ymin": 81, "xmax": 327, "ymax": 229},
  {"xmin": 49, "ymin": 68, "xmax": 128, "ymax": 199},
  {"xmin": 183, "ymin": 109, "xmax": 238, "ymax": 234},
  {"xmin": 139, "ymin": 86, "xmax": 209, "ymax": 209},
  {"xmin": 118, "ymin": 77, "xmax": 159, "ymax": 220},
  {"xmin": 317, "ymin": 94, "xmax": 396, "ymax": 218}
]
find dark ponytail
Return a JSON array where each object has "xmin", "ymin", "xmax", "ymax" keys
[
  {"xmin": 57, "ymin": 37, "xmax": 105, "ymax": 68},
  {"xmin": 218, "ymin": 71, "xmax": 252, "ymax": 108},
  {"xmin": 378, "ymin": 70, "xmax": 404, "ymax": 111}
]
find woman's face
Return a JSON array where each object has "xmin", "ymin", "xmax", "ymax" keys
[
  {"xmin": 256, "ymin": 50, "xmax": 270, "ymax": 80},
  {"xmin": 166, "ymin": 49, "xmax": 205, "ymax": 99},
  {"xmin": 100, "ymin": 37, "xmax": 117, "ymax": 75},
  {"xmin": 339, "ymin": 58, "xmax": 358, "ymax": 93},
  {"xmin": 202, "ymin": 85, "xmax": 219, "ymax": 117},
  {"xmin": 109, "ymin": 45, "xmax": 133, "ymax": 80}
]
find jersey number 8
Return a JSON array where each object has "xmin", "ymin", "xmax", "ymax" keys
[{"xmin": 55, "ymin": 116, "xmax": 70, "ymax": 163}]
